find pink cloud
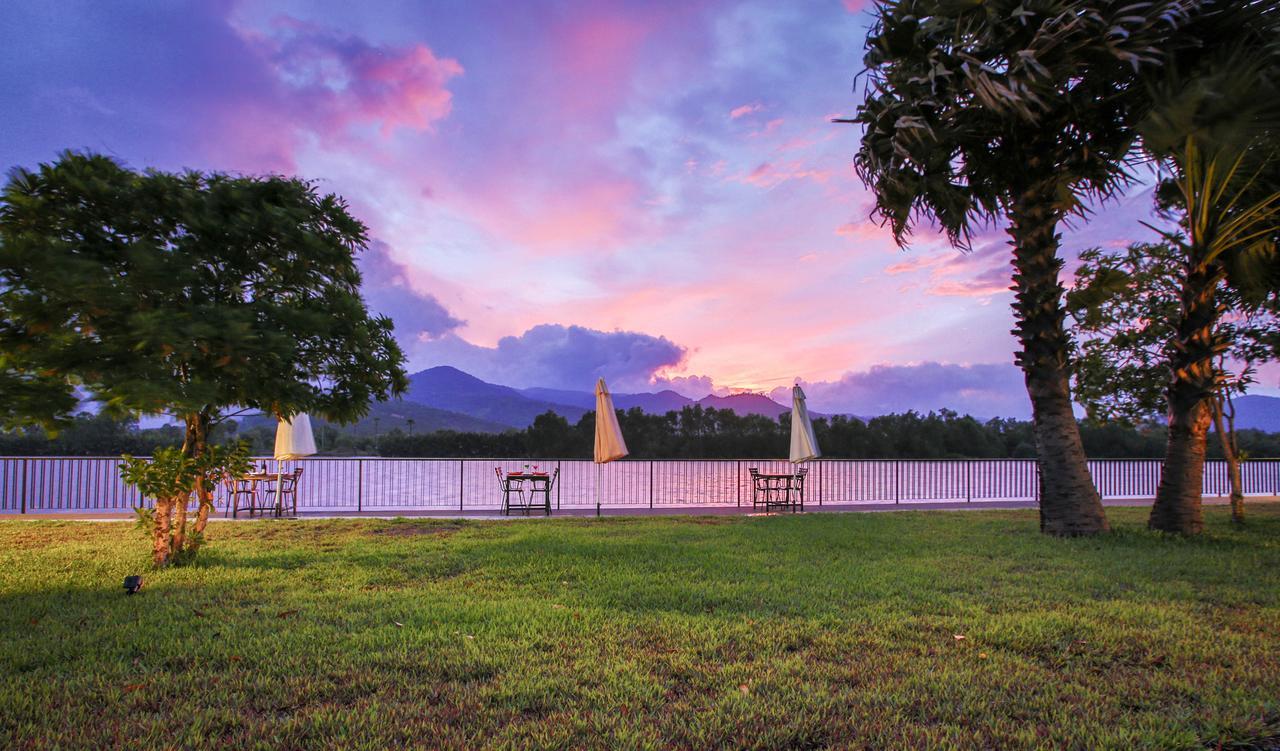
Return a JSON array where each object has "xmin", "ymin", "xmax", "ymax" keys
[
  {"xmin": 752, "ymin": 118, "xmax": 785, "ymax": 137},
  {"xmin": 730, "ymin": 102, "xmax": 763, "ymax": 119},
  {"xmin": 250, "ymin": 17, "xmax": 464, "ymax": 140},
  {"xmin": 880, "ymin": 240, "xmax": 1013, "ymax": 299},
  {"xmin": 736, "ymin": 161, "xmax": 831, "ymax": 189},
  {"xmin": 455, "ymin": 175, "xmax": 647, "ymax": 253},
  {"xmin": 836, "ymin": 221, "xmax": 886, "ymax": 240},
  {"xmin": 884, "ymin": 254, "xmax": 946, "ymax": 275},
  {"xmin": 928, "ymin": 266, "xmax": 1013, "ymax": 298}
]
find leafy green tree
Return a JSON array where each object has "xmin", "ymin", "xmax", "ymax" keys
[
  {"xmin": 843, "ymin": 1, "xmax": 1218, "ymax": 534},
  {"xmin": 120, "ymin": 443, "xmax": 251, "ymax": 565},
  {"xmin": 1133, "ymin": 18, "xmax": 1280, "ymax": 534},
  {"xmin": 0, "ymin": 152, "xmax": 407, "ymax": 564},
  {"xmin": 0, "ymin": 366, "xmax": 78, "ymax": 432},
  {"xmin": 1069, "ymin": 241, "xmax": 1280, "ymax": 523}
]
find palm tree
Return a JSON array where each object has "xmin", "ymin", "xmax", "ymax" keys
[
  {"xmin": 1138, "ymin": 17, "xmax": 1280, "ymax": 534},
  {"xmin": 844, "ymin": 1, "xmax": 1224, "ymax": 535}
]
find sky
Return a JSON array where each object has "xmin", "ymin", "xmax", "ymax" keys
[{"xmin": 0, "ymin": 0, "xmax": 1204, "ymax": 419}]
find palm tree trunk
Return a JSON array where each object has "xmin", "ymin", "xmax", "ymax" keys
[
  {"xmin": 1150, "ymin": 260, "xmax": 1221, "ymax": 535},
  {"xmin": 1008, "ymin": 188, "xmax": 1109, "ymax": 536}
]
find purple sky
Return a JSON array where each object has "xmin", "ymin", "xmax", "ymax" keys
[{"xmin": 1, "ymin": 0, "xmax": 1222, "ymax": 418}]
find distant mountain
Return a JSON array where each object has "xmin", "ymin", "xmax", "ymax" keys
[
  {"xmin": 405, "ymin": 366, "xmax": 587, "ymax": 428},
  {"xmin": 697, "ymin": 393, "xmax": 791, "ymax": 418},
  {"xmin": 628, "ymin": 390, "xmax": 698, "ymax": 413},
  {"xmin": 519, "ymin": 387, "xmax": 694, "ymax": 414},
  {"xmin": 1231, "ymin": 395, "xmax": 1280, "ymax": 432},
  {"xmin": 235, "ymin": 399, "xmax": 511, "ymax": 435},
  {"xmin": 519, "ymin": 386, "xmax": 793, "ymax": 417}
]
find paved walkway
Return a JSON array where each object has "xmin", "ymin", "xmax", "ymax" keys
[{"xmin": 4, "ymin": 496, "xmax": 1272, "ymax": 522}]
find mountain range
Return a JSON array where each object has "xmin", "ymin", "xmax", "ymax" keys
[{"xmin": 235, "ymin": 365, "xmax": 1280, "ymax": 435}]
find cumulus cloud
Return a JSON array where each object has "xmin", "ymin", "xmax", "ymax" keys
[
  {"xmin": 415, "ymin": 324, "xmax": 688, "ymax": 391},
  {"xmin": 768, "ymin": 362, "xmax": 1032, "ymax": 419},
  {"xmin": 650, "ymin": 374, "xmax": 728, "ymax": 399},
  {"xmin": 360, "ymin": 241, "xmax": 464, "ymax": 344}
]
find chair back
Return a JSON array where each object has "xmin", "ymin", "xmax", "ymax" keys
[
  {"xmin": 543, "ymin": 467, "xmax": 560, "ymax": 493},
  {"xmin": 749, "ymin": 467, "xmax": 769, "ymax": 490},
  {"xmin": 284, "ymin": 467, "xmax": 304, "ymax": 491},
  {"xmin": 495, "ymin": 467, "xmax": 521, "ymax": 490},
  {"xmin": 793, "ymin": 466, "xmax": 808, "ymax": 488}
]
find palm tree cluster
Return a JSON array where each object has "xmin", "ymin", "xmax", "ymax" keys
[{"xmin": 844, "ymin": 1, "xmax": 1280, "ymax": 535}]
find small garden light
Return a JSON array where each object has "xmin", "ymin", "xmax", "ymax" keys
[{"xmin": 123, "ymin": 575, "xmax": 143, "ymax": 595}]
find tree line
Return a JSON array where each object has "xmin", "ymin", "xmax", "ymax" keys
[{"xmin": 8, "ymin": 407, "xmax": 1280, "ymax": 461}]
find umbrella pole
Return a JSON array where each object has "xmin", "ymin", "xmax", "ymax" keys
[
  {"xmin": 274, "ymin": 461, "xmax": 285, "ymax": 515},
  {"xmin": 596, "ymin": 464, "xmax": 601, "ymax": 518}
]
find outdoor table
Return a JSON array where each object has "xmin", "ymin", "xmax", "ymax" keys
[
  {"xmin": 751, "ymin": 472, "xmax": 801, "ymax": 513},
  {"xmin": 236, "ymin": 471, "xmax": 287, "ymax": 517},
  {"xmin": 504, "ymin": 472, "xmax": 553, "ymax": 516}
]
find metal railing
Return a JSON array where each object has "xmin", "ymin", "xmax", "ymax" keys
[{"xmin": 1, "ymin": 456, "xmax": 1276, "ymax": 514}]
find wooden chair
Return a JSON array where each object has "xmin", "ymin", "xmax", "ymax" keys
[
  {"xmin": 525, "ymin": 467, "xmax": 558, "ymax": 517},
  {"xmin": 224, "ymin": 475, "xmax": 259, "ymax": 518},
  {"xmin": 496, "ymin": 467, "xmax": 526, "ymax": 515},
  {"xmin": 792, "ymin": 467, "xmax": 809, "ymax": 511},
  {"xmin": 749, "ymin": 468, "xmax": 772, "ymax": 511},
  {"xmin": 270, "ymin": 468, "xmax": 303, "ymax": 516}
]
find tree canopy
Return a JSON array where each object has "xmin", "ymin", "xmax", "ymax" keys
[
  {"xmin": 0, "ymin": 151, "xmax": 408, "ymax": 564},
  {"xmin": 0, "ymin": 152, "xmax": 407, "ymax": 429}
]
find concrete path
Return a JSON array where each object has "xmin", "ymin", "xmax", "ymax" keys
[{"xmin": 4, "ymin": 496, "xmax": 1271, "ymax": 522}]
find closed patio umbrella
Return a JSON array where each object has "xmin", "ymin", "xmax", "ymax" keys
[
  {"xmin": 789, "ymin": 385, "xmax": 820, "ymax": 463},
  {"xmin": 272, "ymin": 413, "xmax": 316, "ymax": 511},
  {"xmin": 274, "ymin": 413, "xmax": 317, "ymax": 460},
  {"xmin": 594, "ymin": 378, "xmax": 628, "ymax": 516}
]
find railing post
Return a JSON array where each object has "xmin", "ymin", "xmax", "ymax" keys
[
  {"xmin": 894, "ymin": 461, "xmax": 900, "ymax": 505},
  {"xmin": 736, "ymin": 461, "xmax": 741, "ymax": 507},
  {"xmin": 20, "ymin": 458, "xmax": 28, "ymax": 515},
  {"xmin": 1035, "ymin": 461, "xmax": 1042, "ymax": 504},
  {"xmin": 965, "ymin": 460, "xmax": 971, "ymax": 503},
  {"xmin": 459, "ymin": 459, "xmax": 465, "ymax": 511},
  {"xmin": 356, "ymin": 458, "xmax": 363, "ymax": 512},
  {"xmin": 649, "ymin": 460, "xmax": 654, "ymax": 509},
  {"xmin": 556, "ymin": 460, "xmax": 562, "ymax": 509}
]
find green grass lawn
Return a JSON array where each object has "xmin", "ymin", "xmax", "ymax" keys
[{"xmin": 1, "ymin": 506, "xmax": 1277, "ymax": 750}]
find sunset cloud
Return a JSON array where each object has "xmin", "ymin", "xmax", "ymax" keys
[
  {"xmin": 415, "ymin": 325, "xmax": 687, "ymax": 392},
  {"xmin": 770, "ymin": 362, "xmax": 1032, "ymax": 419},
  {"xmin": 0, "ymin": 0, "xmax": 1169, "ymax": 404},
  {"xmin": 254, "ymin": 18, "xmax": 464, "ymax": 138}
]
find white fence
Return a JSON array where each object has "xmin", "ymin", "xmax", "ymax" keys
[{"xmin": 1, "ymin": 456, "xmax": 1276, "ymax": 514}]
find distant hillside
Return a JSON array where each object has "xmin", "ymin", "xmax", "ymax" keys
[
  {"xmin": 235, "ymin": 398, "xmax": 511, "ymax": 435},
  {"xmin": 520, "ymin": 387, "xmax": 694, "ymax": 414},
  {"xmin": 405, "ymin": 366, "xmax": 587, "ymax": 428},
  {"xmin": 1232, "ymin": 394, "xmax": 1280, "ymax": 432},
  {"xmin": 518, "ymin": 386, "xmax": 793, "ymax": 417},
  {"xmin": 697, "ymin": 393, "xmax": 791, "ymax": 418}
]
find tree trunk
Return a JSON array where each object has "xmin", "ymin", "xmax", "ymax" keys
[
  {"xmin": 1150, "ymin": 259, "xmax": 1222, "ymax": 535},
  {"xmin": 164, "ymin": 410, "xmax": 212, "ymax": 560},
  {"xmin": 1008, "ymin": 184, "xmax": 1109, "ymax": 536},
  {"xmin": 188, "ymin": 410, "xmax": 215, "ymax": 546},
  {"xmin": 152, "ymin": 496, "xmax": 173, "ymax": 567},
  {"xmin": 1211, "ymin": 396, "xmax": 1245, "ymax": 524}
]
